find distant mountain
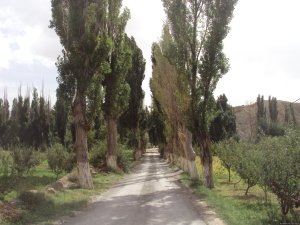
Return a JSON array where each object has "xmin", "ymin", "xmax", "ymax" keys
[{"xmin": 233, "ymin": 100, "xmax": 300, "ymax": 141}]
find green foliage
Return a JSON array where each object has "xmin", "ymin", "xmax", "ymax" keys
[
  {"xmin": 148, "ymin": 100, "xmax": 166, "ymax": 146},
  {"xmin": 256, "ymin": 94, "xmax": 285, "ymax": 138},
  {"xmin": 215, "ymin": 140, "xmax": 261, "ymax": 195},
  {"xmin": 150, "ymin": 41, "xmax": 184, "ymax": 154},
  {"xmin": 47, "ymin": 144, "xmax": 75, "ymax": 178},
  {"xmin": 214, "ymin": 139, "xmax": 238, "ymax": 182},
  {"xmin": 233, "ymin": 143, "xmax": 262, "ymax": 196},
  {"xmin": 0, "ymin": 149, "xmax": 13, "ymax": 176},
  {"xmin": 290, "ymin": 103, "xmax": 298, "ymax": 127},
  {"xmin": 160, "ymin": 0, "xmax": 237, "ymax": 188},
  {"xmin": 259, "ymin": 130, "xmax": 300, "ymax": 221},
  {"xmin": 0, "ymin": 88, "xmax": 53, "ymax": 149},
  {"xmin": 1, "ymin": 172, "xmax": 123, "ymax": 224},
  {"xmin": 11, "ymin": 147, "xmax": 41, "ymax": 176},
  {"xmin": 91, "ymin": 142, "xmax": 134, "ymax": 173},
  {"xmin": 267, "ymin": 122, "xmax": 285, "ymax": 137},
  {"xmin": 268, "ymin": 96, "xmax": 278, "ymax": 123},
  {"xmin": 89, "ymin": 141, "xmax": 106, "ymax": 168},
  {"xmin": 103, "ymin": 2, "xmax": 132, "ymax": 121},
  {"xmin": 215, "ymin": 128, "xmax": 300, "ymax": 221},
  {"xmin": 117, "ymin": 145, "xmax": 134, "ymax": 172},
  {"xmin": 19, "ymin": 190, "xmax": 47, "ymax": 208},
  {"xmin": 210, "ymin": 94, "xmax": 238, "ymax": 142},
  {"xmin": 118, "ymin": 37, "xmax": 146, "ymax": 147},
  {"xmin": 180, "ymin": 172, "xmax": 273, "ymax": 225},
  {"xmin": 256, "ymin": 94, "xmax": 268, "ymax": 136},
  {"xmin": 54, "ymin": 89, "xmax": 70, "ymax": 145}
]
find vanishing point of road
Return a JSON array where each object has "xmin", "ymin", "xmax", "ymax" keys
[{"xmin": 63, "ymin": 150, "xmax": 207, "ymax": 225}]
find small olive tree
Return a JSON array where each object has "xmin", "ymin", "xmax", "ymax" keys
[
  {"xmin": 259, "ymin": 130, "xmax": 300, "ymax": 222},
  {"xmin": 214, "ymin": 139, "xmax": 238, "ymax": 183},
  {"xmin": 47, "ymin": 144, "xmax": 75, "ymax": 179},
  {"xmin": 232, "ymin": 142, "xmax": 263, "ymax": 196},
  {"xmin": 11, "ymin": 147, "xmax": 40, "ymax": 176},
  {"xmin": 0, "ymin": 149, "xmax": 13, "ymax": 176}
]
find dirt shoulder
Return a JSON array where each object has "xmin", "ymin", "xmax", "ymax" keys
[{"xmin": 177, "ymin": 174, "xmax": 226, "ymax": 225}]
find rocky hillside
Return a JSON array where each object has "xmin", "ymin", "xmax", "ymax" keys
[{"xmin": 233, "ymin": 100, "xmax": 300, "ymax": 141}]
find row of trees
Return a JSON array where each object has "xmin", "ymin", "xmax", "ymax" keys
[
  {"xmin": 256, "ymin": 94, "xmax": 298, "ymax": 138},
  {"xmin": 50, "ymin": 0, "xmax": 147, "ymax": 188},
  {"xmin": 150, "ymin": 0, "xmax": 238, "ymax": 188},
  {"xmin": 0, "ymin": 88, "xmax": 52, "ymax": 149},
  {"xmin": 213, "ymin": 97, "xmax": 300, "ymax": 222},
  {"xmin": 216, "ymin": 129, "xmax": 300, "ymax": 222}
]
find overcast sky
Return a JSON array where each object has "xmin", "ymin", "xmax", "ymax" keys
[{"xmin": 0, "ymin": 0, "xmax": 299, "ymax": 107}]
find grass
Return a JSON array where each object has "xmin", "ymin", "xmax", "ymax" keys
[
  {"xmin": 13, "ymin": 173, "xmax": 123, "ymax": 225},
  {"xmin": 0, "ymin": 161, "xmax": 59, "ymax": 202},
  {"xmin": 0, "ymin": 159, "xmax": 128, "ymax": 225},
  {"xmin": 180, "ymin": 157, "xmax": 280, "ymax": 225}
]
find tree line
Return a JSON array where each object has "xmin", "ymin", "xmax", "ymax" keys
[
  {"xmin": 214, "ymin": 97, "xmax": 300, "ymax": 222},
  {"xmin": 150, "ymin": 0, "xmax": 238, "ymax": 188},
  {"xmin": 50, "ymin": 0, "xmax": 149, "ymax": 188},
  {"xmin": 216, "ymin": 128, "xmax": 300, "ymax": 223},
  {"xmin": 0, "ymin": 88, "xmax": 52, "ymax": 149},
  {"xmin": 0, "ymin": 0, "xmax": 149, "ymax": 189}
]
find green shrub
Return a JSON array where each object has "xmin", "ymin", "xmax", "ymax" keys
[
  {"xmin": 47, "ymin": 144, "xmax": 75, "ymax": 178},
  {"xmin": 89, "ymin": 141, "xmax": 106, "ymax": 168},
  {"xmin": 67, "ymin": 170, "xmax": 78, "ymax": 183},
  {"xmin": 18, "ymin": 190, "xmax": 47, "ymax": 208},
  {"xmin": 259, "ymin": 130, "xmax": 300, "ymax": 222},
  {"xmin": 117, "ymin": 145, "xmax": 134, "ymax": 172},
  {"xmin": 214, "ymin": 139, "xmax": 238, "ymax": 183},
  {"xmin": 232, "ymin": 142, "xmax": 263, "ymax": 196},
  {"xmin": 64, "ymin": 151, "xmax": 76, "ymax": 173},
  {"xmin": 11, "ymin": 147, "xmax": 41, "ymax": 176},
  {"xmin": 90, "ymin": 142, "xmax": 134, "ymax": 172},
  {"xmin": 0, "ymin": 149, "xmax": 13, "ymax": 176}
]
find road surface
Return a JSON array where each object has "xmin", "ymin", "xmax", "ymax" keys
[{"xmin": 63, "ymin": 151, "xmax": 206, "ymax": 225}]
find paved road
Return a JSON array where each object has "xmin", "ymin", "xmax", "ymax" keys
[{"xmin": 63, "ymin": 151, "xmax": 206, "ymax": 225}]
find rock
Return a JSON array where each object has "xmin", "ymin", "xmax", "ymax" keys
[
  {"xmin": 10, "ymin": 199, "xmax": 22, "ymax": 207},
  {"xmin": 47, "ymin": 187, "xmax": 56, "ymax": 194},
  {"xmin": 48, "ymin": 181, "xmax": 64, "ymax": 191}
]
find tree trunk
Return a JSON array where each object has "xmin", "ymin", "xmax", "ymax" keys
[
  {"xmin": 135, "ymin": 137, "xmax": 142, "ymax": 161},
  {"xmin": 106, "ymin": 115, "xmax": 120, "ymax": 171},
  {"xmin": 135, "ymin": 148, "xmax": 142, "ymax": 160},
  {"xmin": 133, "ymin": 128, "xmax": 142, "ymax": 160},
  {"xmin": 178, "ymin": 127, "xmax": 199, "ymax": 181},
  {"xmin": 73, "ymin": 93, "xmax": 93, "ymax": 189},
  {"xmin": 245, "ymin": 180, "xmax": 255, "ymax": 196},
  {"xmin": 245, "ymin": 184, "xmax": 251, "ymax": 196},
  {"xmin": 200, "ymin": 132, "xmax": 214, "ymax": 189}
]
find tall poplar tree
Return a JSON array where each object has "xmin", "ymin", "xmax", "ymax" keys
[
  {"xmin": 161, "ymin": 0, "xmax": 237, "ymax": 188},
  {"xmin": 119, "ymin": 37, "xmax": 146, "ymax": 160},
  {"xmin": 50, "ymin": 0, "xmax": 112, "ymax": 188},
  {"xmin": 103, "ymin": 1, "xmax": 131, "ymax": 171},
  {"xmin": 268, "ymin": 96, "xmax": 278, "ymax": 123},
  {"xmin": 210, "ymin": 94, "xmax": 237, "ymax": 142},
  {"xmin": 256, "ymin": 94, "xmax": 267, "ymax": 135}
]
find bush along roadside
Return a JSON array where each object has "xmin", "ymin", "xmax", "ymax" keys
[
  {"xmin": 210, "ymin": 127, "xmax": 300, "ymax": 224},
  {"xmin": 180, "ymin": 171, "xmax": 277, "ymax": 225},
  {"xmin": 0, "ymin": 143, "xmax": 136, "ymax": 224}
]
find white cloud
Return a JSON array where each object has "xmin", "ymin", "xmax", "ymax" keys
[
  {"xmin": 0, "ymin": 0, "xmax": 61, "ymax": 70},
  {"xmin": 124, "ymin": 0, "xmax": 165, "ymax": 106},
  {"xmin": 1, "ymin": 0, "xmax": 299, "ymax": 108},
  {"xmin": 0, "ymin": 0, "xmax": 61, "ymax": 104},
  {"xmin": 216, "ymin": 0, "xmax": 300, "ymax": 106}
]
